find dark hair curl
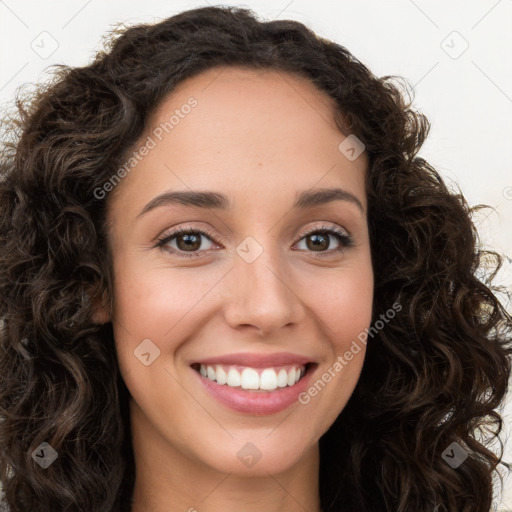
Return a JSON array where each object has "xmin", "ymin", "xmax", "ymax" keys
[{"xmin": 0, "ymin": 5, "xmax": 511, "ymax": 512}]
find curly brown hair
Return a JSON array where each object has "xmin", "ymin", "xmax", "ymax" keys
[{"xmin": 0, "ymin": 5, "xmax": 511, "ymax": 512}]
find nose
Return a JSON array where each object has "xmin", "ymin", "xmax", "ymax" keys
[{"xmin": 222, "ymin": 241, "xmax": 305, "ymax": 336}]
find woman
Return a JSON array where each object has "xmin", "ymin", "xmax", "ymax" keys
[{"xmin": 0, "ymin": 5, "xmax": 510, "ymax": 512}]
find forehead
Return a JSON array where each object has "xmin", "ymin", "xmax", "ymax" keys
[
  {"xmin": 108, "ymin": 65, "xmax": 368, "ymax": 217},
  {"xmin": 148, "ymin": 65, "xmax": 342, "ymax": 140}
]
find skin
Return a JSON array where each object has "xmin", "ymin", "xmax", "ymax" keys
[{"xmin": 94, "ymin": 65, "xmax": 374, "ymax": 512}]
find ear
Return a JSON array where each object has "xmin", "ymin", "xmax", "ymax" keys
[{"xmin": 90, "ymin": 291, "xmax": 110, "ymax": 324}]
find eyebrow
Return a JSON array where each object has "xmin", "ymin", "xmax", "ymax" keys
[{"xmin": 136, "ymin": 187, "xmax": 365, "ymax": 219}]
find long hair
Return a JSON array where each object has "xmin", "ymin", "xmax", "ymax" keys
[{"xmin": 0, "ymin": 6, "xmax": 510, "ymax": 511}]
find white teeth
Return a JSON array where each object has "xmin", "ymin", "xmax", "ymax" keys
[
  {"xmin": 227, "ymin": 368, "xmax": 241, "ymax": 387},
  {"xmin": 241, "ymin": 368, "xmax": 259, "ymax": 390},
  {"xmin": 260, "ymin": 368, "xmax": 278, "ymax": 390},
  {"xmin": 215, "ymin": 365, "xmax": 227, "ymax": 385},
  {"xmin": 277, "ymin": 368, "xmax": 288, "ymax": 388},
  {"xmin": 197, "ymin": 364, "xmax": 306, "ymax": 390}
]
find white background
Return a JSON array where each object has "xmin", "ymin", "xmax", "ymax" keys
[{"xmin": 0, "ymin": 0, "xmax": 511, "ymax": 508}]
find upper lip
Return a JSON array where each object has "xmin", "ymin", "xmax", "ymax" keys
[{"xmin": 191, "ymin": 352, "xmax": 315, "ymax": 368}]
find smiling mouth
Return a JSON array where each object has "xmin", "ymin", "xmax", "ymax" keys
[{"xmin": 190, "ymin": 362, "xmax": 314, "ymax": 392}]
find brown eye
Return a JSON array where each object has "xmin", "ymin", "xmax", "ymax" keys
[
  {"xmin": 175, "ymin": 233, "xmax": 202, "ymax": 252},
  {"xmin": 155, "ymin": 227, "xmax": 217, "ymax": 258},
  {"xmin": 295, "ymin": 226, "xmax": 353, "ymax": 255},
  {"xmin": 304, "ymin": 232, "xmax": 330, "ymax": 251}
]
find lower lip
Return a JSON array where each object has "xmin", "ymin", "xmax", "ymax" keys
[{"xmin": 192, "ymin": 365, "xmax": 316, "ymax": 415}]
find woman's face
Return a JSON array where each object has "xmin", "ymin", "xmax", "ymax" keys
[{"xmin": 102, "ymin": 65, "xmax": 373, "ymax": 476}]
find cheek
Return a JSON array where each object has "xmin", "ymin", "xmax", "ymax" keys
[
  {"xmin": 110, "ymin": 257, "xmax": 180, "ymax": 373},
  {"xmin": 306, "ymin": 262, "xmax": 374, "ymax": 348},
  {"xmin": 296, "ymin": 259, "xmax": 373, "ymax": 420},
  {"xmin": 110, "ymin": 254, "xmax": 230, "ymax": 383},
  {"xmin": 111, "ymin": 254, "xmax": 207, "ymax": 336}
]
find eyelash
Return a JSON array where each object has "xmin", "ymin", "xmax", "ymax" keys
[{"xmin": 154, "ymin": 224, "xmax": 354, "ymax": 258}]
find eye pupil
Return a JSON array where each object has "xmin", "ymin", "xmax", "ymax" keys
[
  {"xmin": 307, "ymin": 233, "xmax": 329, "ymax": 251},
  {"xmin": 177, "ymin": 234, "xmax": 201, "ymax": 251}
]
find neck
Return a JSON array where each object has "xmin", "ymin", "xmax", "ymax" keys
[{"xmin": 129, "ymin": 402, "xmax": 322, "ymax": 512}]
